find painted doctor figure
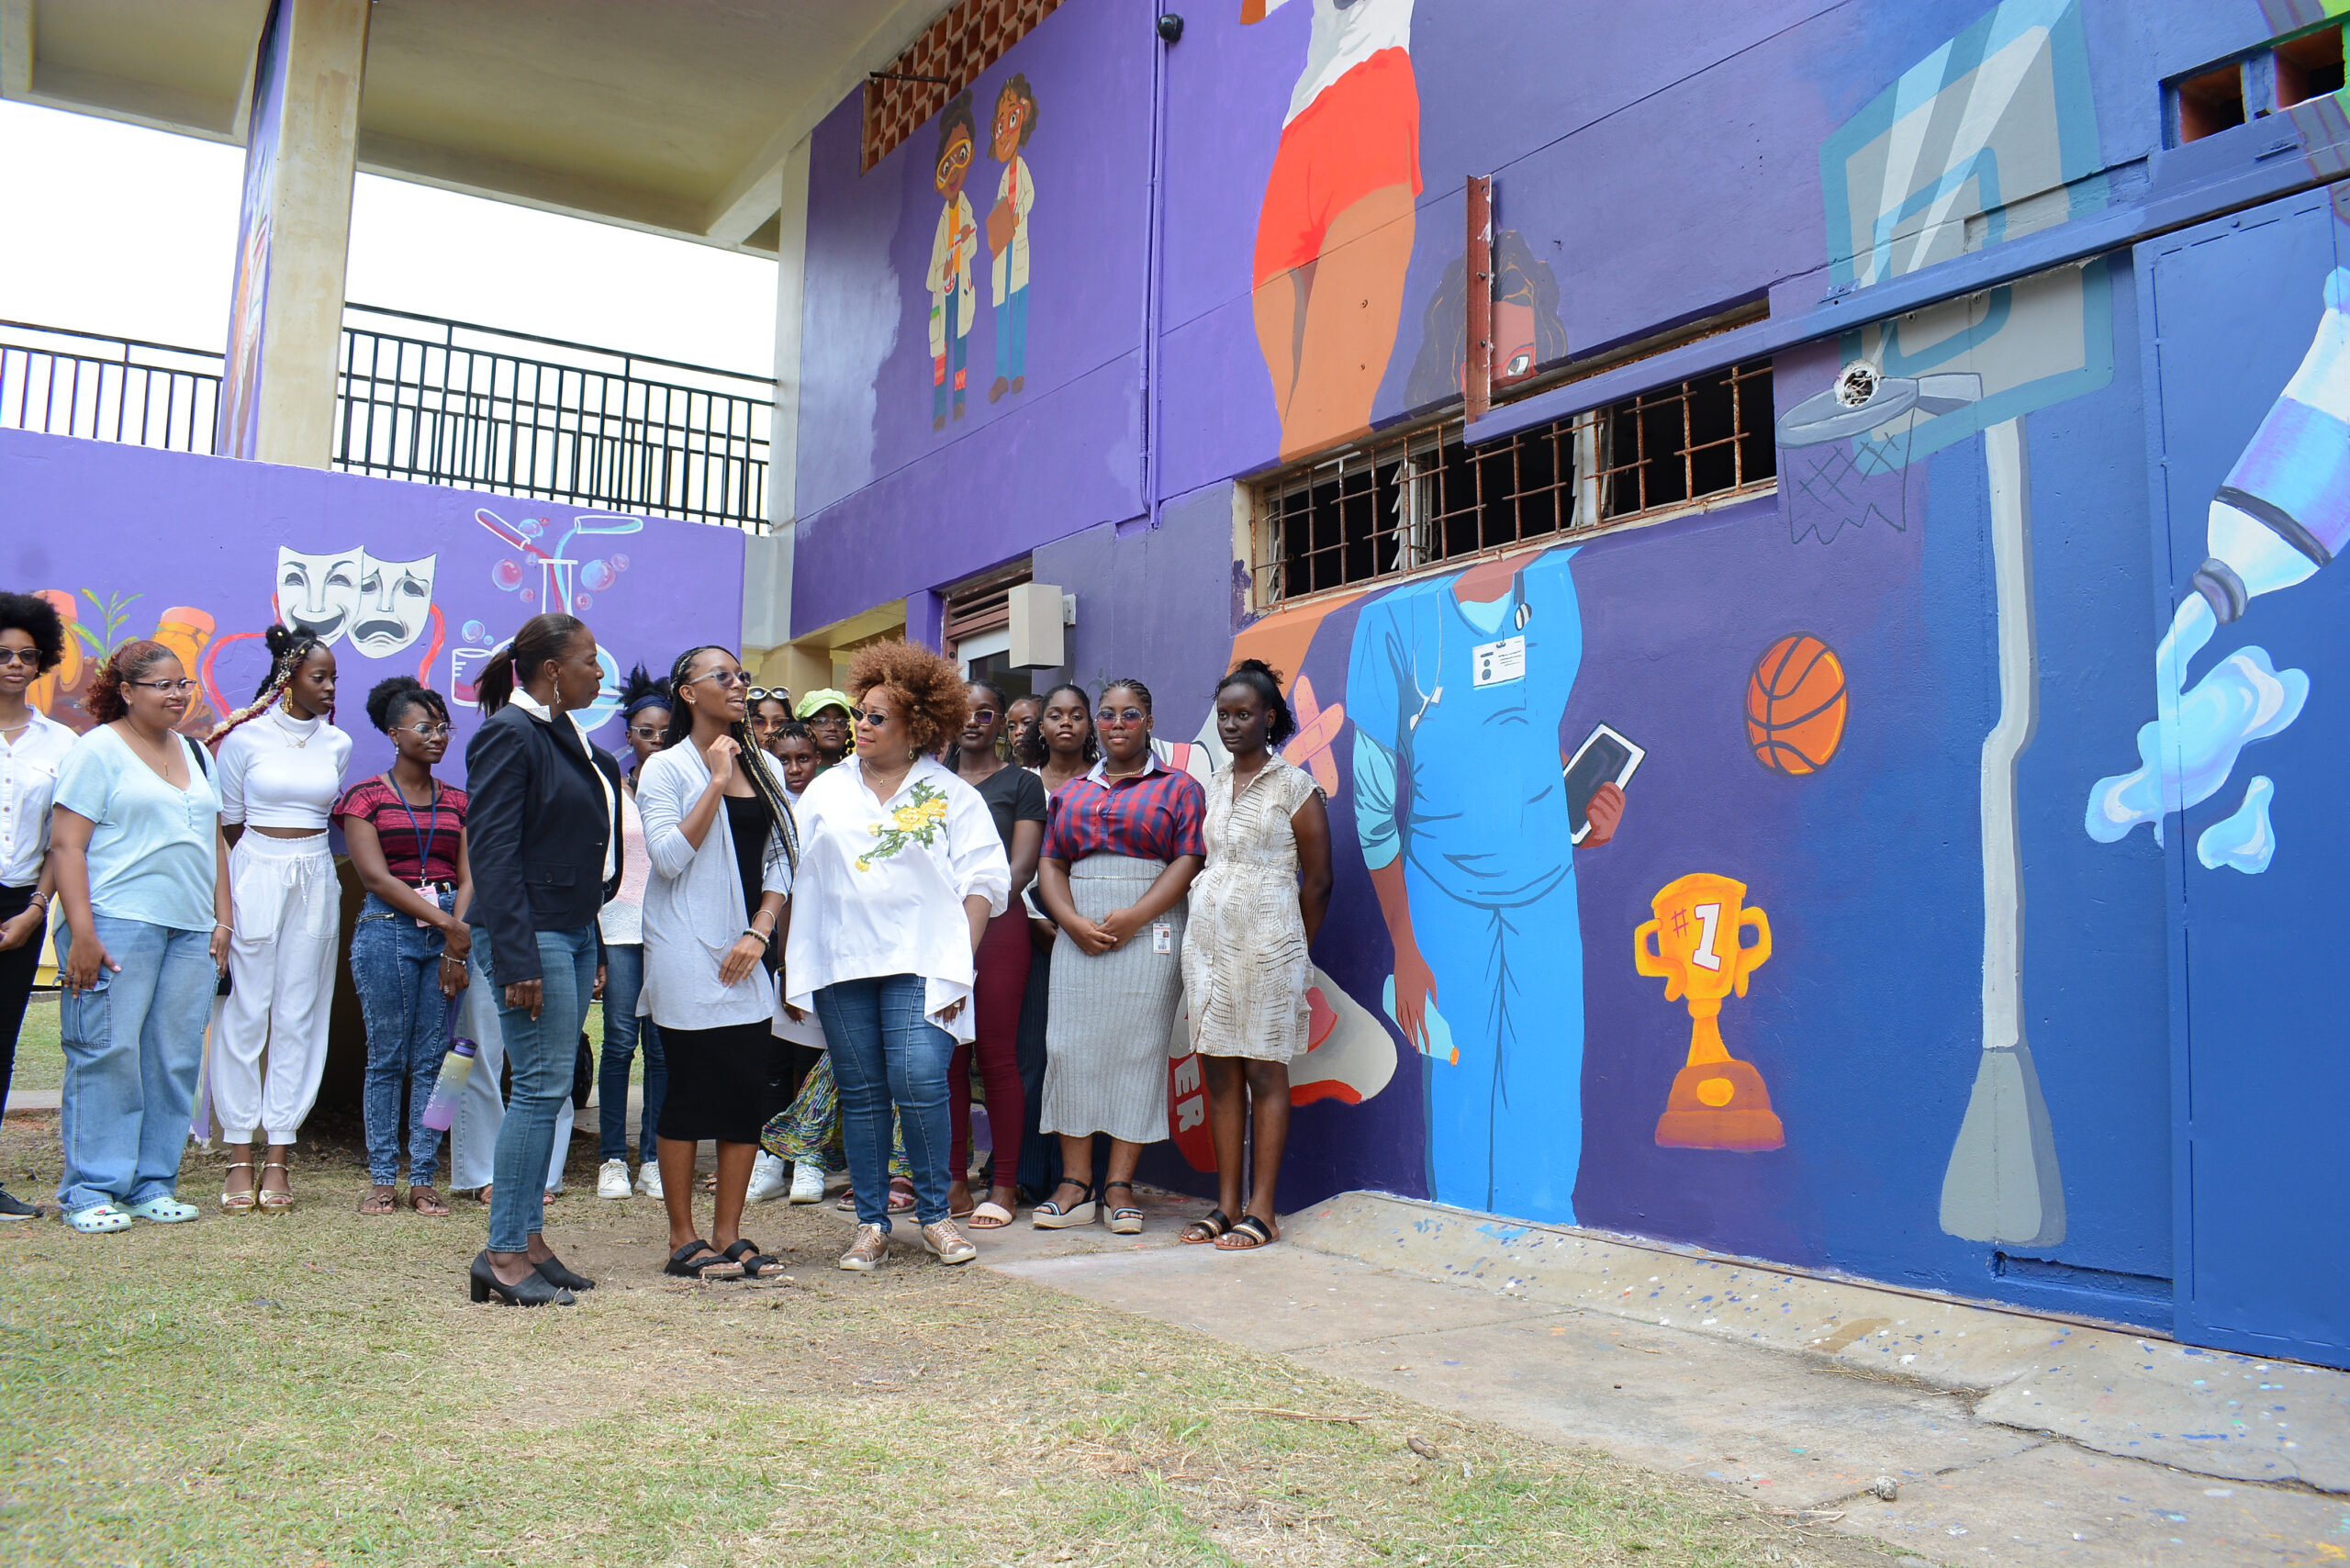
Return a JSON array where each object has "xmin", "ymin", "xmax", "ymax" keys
[
  {"xmin": 926, "ymin": 93, "xmax": 980, "ymax": 431},
  {"xmin": 1346, "ymin": 544, "xmax": 1623, "ymax": 1223}
]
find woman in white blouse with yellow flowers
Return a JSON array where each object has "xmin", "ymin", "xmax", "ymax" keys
[{"xmin": 782, "ymin": 642, "xmax": 1008, "ymax": 1274}]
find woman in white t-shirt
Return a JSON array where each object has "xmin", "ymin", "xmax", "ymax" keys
[{"xmin": 206, "ymin": 624, "xmax": 352, "ymax": 1214}]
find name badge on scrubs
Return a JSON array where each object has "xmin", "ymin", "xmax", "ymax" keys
[
  {"xmin": 1472, "ymin": 634, "xmax": 1528, "ymax": 688},
  {"xmin": 1152, "ymin": 922, "xmax": 1173, "ymax": 955}
]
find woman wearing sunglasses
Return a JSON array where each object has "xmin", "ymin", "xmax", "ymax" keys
[
  {"xmin": 746, "ymin": 687, "xmax": 793, "ymax": 759},
  {"xmin": 47, "ymin": 642, "xmax": 233, "ymax": 1233},
  {"xmin": 0, "ymin": 592, "xmax": 74, "ymax": 1222},
  {"xmin": 1033, "ymin": 679, "xmax": 1205, "ymax": 1235},
  {"xmin": 338, "ymin": 677, "xmax": 472, "ymax": 1217},
  {"xmin": 784, "ymin": 641, "xmax": 1010, "ymax": 1271}
]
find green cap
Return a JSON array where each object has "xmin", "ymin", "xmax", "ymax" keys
[{"xmin": 796, "ymin": 688, "xmax": 853, "ymax": 720}]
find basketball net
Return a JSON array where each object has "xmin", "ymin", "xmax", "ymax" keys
[{"xmin": 1787, "ymin": 417, "xmax": 1918, "ymax": 546}]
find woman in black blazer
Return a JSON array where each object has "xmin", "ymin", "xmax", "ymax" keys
[{"xmin": 464, "ymin": 612, "xmax": 622, "ymax": 1306}]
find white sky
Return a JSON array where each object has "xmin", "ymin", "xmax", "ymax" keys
[{"xmin": 0, "ymin": 101, "xmax": 778, "ymax": 375}]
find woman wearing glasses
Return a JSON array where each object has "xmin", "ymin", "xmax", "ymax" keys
[
  {"xmin": 1033, "ymin": 679, "xmax": 1204, "ymax": 1234},
  {"xmin": 48, "ymin": 641, "xmax": 232, "ymax": 1233},
  {"xmin": 639, "ymin": 645, "xmax": 798, "ymax": 1278},
  {"xmin": 206, "ymin": 623, "xmax": 352, "ymax": 1214},
  {"xmin": 595, "ymin": 667, "xmax": 672, "ymax": 1202},
  {"xmin": 944, "ymin": 679, "xmax": 1046, "ymax": 1227},
  {"xmin": 0, "ymin": 592, "xmax": 74, "ymax": 1222},
  {"xmin": 339, "ymin": 677, "xmax": 472, "ymax": 1217},
  {"xmin": 785, "ymin": 642, "xmax": 1010, "ymax": 1271},
  {"xmin": 747, "ymin": 687, "xmax": 792, "ymax": 759}
]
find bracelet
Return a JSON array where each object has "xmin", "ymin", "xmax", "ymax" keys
[
  {"xmin": 214, "ymin": 922, "xmax": 231, "ymax": 932},
  {"xmin": 744, "ymin": 926, "xmax": 772, "ymax": 942}
]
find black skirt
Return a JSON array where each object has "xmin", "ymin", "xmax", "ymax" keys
[{"xmin": 656, "ymin": 1020, "xmax": 775, "ymax": 1145}]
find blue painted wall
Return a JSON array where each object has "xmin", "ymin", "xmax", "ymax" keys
[{"xmin": 792, "ymin": 0, "xmax": 2350, "ymax": 1361}]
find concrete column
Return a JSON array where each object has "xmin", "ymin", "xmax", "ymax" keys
[
  {"xmin": 755, "ymin": 136, "xmax": 813, "ymax": 641},
  {"xmin": 218, "ymin": 0, "xmax": 369, "ymax": 467}
]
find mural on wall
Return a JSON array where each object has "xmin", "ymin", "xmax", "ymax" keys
[
  {"xmin": 987, "ymin": 73, "xmax": 1039, "ymax": 405},
  {"xmin": 218, "ymin": 0, "xmax": 288, "ymax": 462},
  {"xmin": 1343, "ymin": 545, "xmax": 1613, "ymax": 1220},
  {"xmin": 1165, "ymin": 961, "xmax": 1396, "ymax": 1171},
  {"xmin": 2085, "ymin": 267, "xmax": 2349, "ymax": 875},
  {"xmin": 1402, "ymin": 230, "xmax": 1569, "ymax": 410},
  {"xmin": 926, "ymin": 93, "xmax": 981, "ymax": 431},
  {"xmin": 27, "ymin": 590, "xmax": 222, "ymax": 738},
  {"xmin": 1744, "ymin": 633, "xmax": 1849, "ymax": 778},
  {"xmin": 1246, "ymin": 0, "xmax": 1421, "ymax": 461},
  {"xmin": 1635, "ymin": 873, "xmax": 1782, "ymax": 1152}
]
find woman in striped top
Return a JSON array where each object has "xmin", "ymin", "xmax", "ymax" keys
[{"xmin": 1032, "ymin": 678, "xmax": 1204, "ymax": 1235}]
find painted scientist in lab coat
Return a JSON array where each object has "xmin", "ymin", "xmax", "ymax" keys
[
  {"xmin": 1346, "ymin": 544, "xmax": 1624, "ymax": 1222},
  {"xmin": 985, "ymin": 73, "xmax": 1038, "ymax": 404},
  {"xmin": 926, "ymin": 92, "xmax": 980, "ymax": 431}
]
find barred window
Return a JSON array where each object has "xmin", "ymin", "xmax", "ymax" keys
[
  {"xmin": 864, "ymin": 0, "xmax": 1065, "ymax": 173},
  {"xmin": 1253, "ymin": 361, "xmax": 1775, "ymax": 606}
]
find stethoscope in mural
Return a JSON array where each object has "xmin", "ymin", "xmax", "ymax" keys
[
  {"xmin": 1405, "ymin": 566, "xmax": 1533, "ymax": 734},
  {"xmin": 449, "ymin": 508, "xmax": 645, "ymax": 729}
]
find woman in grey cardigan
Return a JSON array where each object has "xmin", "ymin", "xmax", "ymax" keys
[{"xmin": 637, "ymin": 645, "xmax": 799, "ymax": 1280}]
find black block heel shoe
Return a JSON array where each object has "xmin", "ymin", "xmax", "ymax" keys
[
  {"xmin": 470, "ymin": 1250, "xmax": 576, "ymax": 1306},
  {"xmin": 533, "ymin": 1252, "xmax": 595, "ymax": 1292}
]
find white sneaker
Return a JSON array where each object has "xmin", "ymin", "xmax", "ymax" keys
[
  {"xmin": 596, "ymin": 1159, "xmax": 632, "ymax": 1199},
  {"xmin": 745, "ymin": 1150, "xmax": 789, "ymax": 1204},
  {"xmin": 635, "ymin": 1162, "xmax": 664, "ymax": 1200},
  {"xmin": 789, "ymin": 1160, "xmax": 825, "ymax": 1204}
]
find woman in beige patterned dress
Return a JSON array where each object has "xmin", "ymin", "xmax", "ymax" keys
[{"xmin": 1179, "ymin": 660, "xmax": 1332, "ymax": 1250}]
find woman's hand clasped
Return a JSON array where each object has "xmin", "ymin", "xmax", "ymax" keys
[
  {"xmin": 0, "ymin": 906, "xmax": 41, "ymax": 953},
  {"xmin": 719, "ymin": 932, "xmax": 767, "ymax": 988}
]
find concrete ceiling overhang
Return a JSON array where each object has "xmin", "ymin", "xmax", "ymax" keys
[{"xmin": 1, "ymin": 0, "xmax": 946, "ymax": 253}]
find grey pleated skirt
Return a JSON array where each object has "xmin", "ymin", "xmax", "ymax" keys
[{"xmin": 1041, "ymin": 855, "xmax": 1185, "ymax": 1144}]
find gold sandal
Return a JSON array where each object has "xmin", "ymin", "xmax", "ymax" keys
[
  {"xmin": 220, "ymin": 1161, "xmax": 257, "ymax": 1215},
  {"xmin": 256, "ymin": 1160, "xmax": 295, "ymax": 1215}
]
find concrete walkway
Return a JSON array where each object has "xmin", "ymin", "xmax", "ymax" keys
[{"xmin": 945, "ymin": 1189, "xmax": 2350, "ymax": 1567}]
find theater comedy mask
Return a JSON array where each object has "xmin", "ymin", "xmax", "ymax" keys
[{"xmin": 274, "ymin": 547, "xmax": 363, "ymax": 645}]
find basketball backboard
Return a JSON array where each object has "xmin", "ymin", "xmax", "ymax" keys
[{"xmin": 1817, "ymin": 0, "xmax": 2112, "ymax": 467}]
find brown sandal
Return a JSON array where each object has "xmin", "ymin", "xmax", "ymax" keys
[
  {"xmin": 407, "ymin": 1185, "xmax": 450, "ymax": 1216},
  {"xmin": 357, "ymin": 1186, "xmax": 397, "ymax": 1215},
  {"xmin": 1214, "ymin": 1214, "xmax": 1278, "ymax": 1250}
]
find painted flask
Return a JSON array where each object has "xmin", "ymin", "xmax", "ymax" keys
[{"xmin": 2191, "ymin": 265, "xmax": 2350, "ymax": 622}]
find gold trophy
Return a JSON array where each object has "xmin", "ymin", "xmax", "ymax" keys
[{"xmin": 1634, "ymin": 873, "xmax": 1785, "ymax": 1151}]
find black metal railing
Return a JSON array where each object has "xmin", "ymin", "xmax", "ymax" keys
[
  {"xmin": 0, "ymin": 319, "xmax": 222, "ymax": 453},
  {"xmin": 0, "ymin": 308, "xmax": 774, "ymax": 532},
  {"xmin": 335, "ymin": 305, "xmax": 771, "ymax": 531}
]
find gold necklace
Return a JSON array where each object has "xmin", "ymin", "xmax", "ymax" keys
[{"xmin": 270, "ymin": 707, "xmax": 312, "ymax": 748}]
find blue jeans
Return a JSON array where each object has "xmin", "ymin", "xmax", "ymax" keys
[
  {"xmin": 352, "ymin": 889, "xmax": 454, "ymax": 1185},
  {"xmin": 478, "ymin": 924, "xmax": 596, "ymax": 1253},
  {"xmin": 816, "ymin": 974, "xmax": 954, "ymax": 1230},
  {"xmin": 596, "ymin": 943, "xmax": 665, "ymax": 1162},
  {"xmin": 55, "ymin": 916, "xmax": 216, "ymax": 1213}
]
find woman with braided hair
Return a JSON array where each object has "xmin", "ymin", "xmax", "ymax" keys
[
  {"xmin": 207, "ymin": 623, "xmax": 352, "ymax": 1214},
  {"xmin": 636, "ymin": 644, "xmax": 800, "ymax": 1279}
]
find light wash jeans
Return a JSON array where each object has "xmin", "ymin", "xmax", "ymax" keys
[
  {"xmin": 479, "ymin": 924, "xmax": 596, "ymax": 1253},
  {"xmin": 55, "ymin": 915, "xmax": 216, "ymax": 1213},
  {"xmin": 815, "ymin": 973, "xmax": 954, "ymax": 1231},
  {"xmin": 352, "ymin": 889, "xmax": 454, "ymax": 1186},
  {"xmin": 449, "ymin": 944, "xmax": 572, "ymax": 1194},
  {"xmin": 596, "ymin": 942, "xmax": 665, "ymax": 1163}
]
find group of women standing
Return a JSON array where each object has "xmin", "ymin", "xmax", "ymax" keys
[{"xmin": 0, "ymin": 584, "xmax": 1339, "ymax": 1296}]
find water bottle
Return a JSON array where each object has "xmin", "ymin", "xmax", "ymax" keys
[{"xmin": 421, "ymin": 1038, "xmax": 477, "ymax": 1132}]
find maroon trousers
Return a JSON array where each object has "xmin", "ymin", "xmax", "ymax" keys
[{"xmin": 950, "ymin": 912, "xmax": 1032, "ymax": 1182}]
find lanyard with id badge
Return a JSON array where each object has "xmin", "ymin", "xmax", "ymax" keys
[{"xmin": 389, "ymin": 778, "xmax": 442, "ymax": 926}]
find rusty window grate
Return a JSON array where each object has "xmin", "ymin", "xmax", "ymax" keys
[
  {"xmin": 864, "ymin": 0, "xmax": 1065, "ymax": 173},
  {"xmin": 1253, "ymin": 361, "xmax": 1775, "ymax": 607}
]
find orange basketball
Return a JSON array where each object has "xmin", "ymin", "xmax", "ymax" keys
[{"xmin": 1746, "ymin": 633, "xmax": 1847, "ymax": 776}]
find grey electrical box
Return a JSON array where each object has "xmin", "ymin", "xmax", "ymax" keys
[{"xmin": 1008, "ymin": 581, "xmax": 1065, "ymax": 669}]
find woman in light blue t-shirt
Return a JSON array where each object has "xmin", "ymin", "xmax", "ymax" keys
[{"xmin": 48, "ymin": 640, "xmax": 232, "ymax": 1235}]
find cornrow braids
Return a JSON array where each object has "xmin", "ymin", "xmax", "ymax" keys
[
  {"xmin": 207, "ymin": 623, "xmax": 328, "ymax": 748},
  {"xmin": 662, "ymin": 644, "xmax": 729, "ymax": 750},
  {"xmin": 1102, "ymin": 677, "xmax": 1154, "ymax": 714}
]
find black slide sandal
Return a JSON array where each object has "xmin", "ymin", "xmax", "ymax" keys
[
  {"xmin": 664, "ymin": 1239, "xmax": 745, "ymax": 1279},
  {"xmin": 721, "ymin": 1238, "xmax": 785, "ymax": 1279},
  {"xmin": 1181, "ymin": 1208, "xmax": 1232, "ymax": 1245}
]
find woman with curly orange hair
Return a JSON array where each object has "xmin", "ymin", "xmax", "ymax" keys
[{"xmin": 781, "ymin": 640, "xmax": 1010, "ymax": 1271}]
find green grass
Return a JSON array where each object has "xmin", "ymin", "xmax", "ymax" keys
[{"xmin": 0, "ymin": 1119, "xmax": 1886, "ymax": 1568}]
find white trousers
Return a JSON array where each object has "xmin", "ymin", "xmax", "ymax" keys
[
  {"xmin": 449, "ymin": 945, "xmax": 573, "ymax": 1193},
  {"xmin": 211, "ymin": 832, "xmax": 339, "ymax": 1145}
]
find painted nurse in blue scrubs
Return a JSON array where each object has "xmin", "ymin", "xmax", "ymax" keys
[{"xmin": 1347, "ymin": 544, "xmax": 1622, "ymax": 1222}]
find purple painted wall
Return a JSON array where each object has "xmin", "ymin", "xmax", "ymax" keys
[
  {"xmin": 791, "ymin": 0, "xmax": 2350, "ymax": 1359},
  {"xmin": 1, "ymin": 428, "xmax": 744, "ymax": 782}
]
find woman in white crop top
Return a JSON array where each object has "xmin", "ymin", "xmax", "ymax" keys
[{"xmin": 206, "ymin": 625, "xmax": 352, "ymax": 1213}]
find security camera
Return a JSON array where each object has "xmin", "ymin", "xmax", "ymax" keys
[{"xmin": 1157, "ymin": 14, "xmax": 1184, "ymax": 43}]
